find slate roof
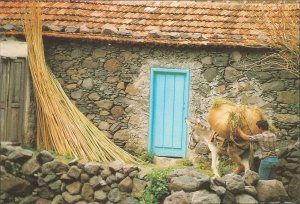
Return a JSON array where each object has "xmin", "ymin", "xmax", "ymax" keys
[{"xmin": 0, "ymin": 1, "xmax": 299, "ymax": 48}]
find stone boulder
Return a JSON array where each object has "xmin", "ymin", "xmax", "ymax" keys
[
  {"xmin": 191, "ymin": 190, "xmax": 220, "ymax": 204},
  {"xmin": 125, "ymin": 84, "xmax": 139, "ymax": 95},
  {"xmin": 203, "ymin": 68, "xmax": 218, "ymax": 82},
  {"xmin": 118, "ymin": 176, "xmax": 133, "ymax": 192},
  {"xmin": 21, "ymin": 158, "xmax": 41, "ymax": 175},
  {"xmin": 62, "ymin": 192, "xmax": 82, "ymax": 203},
  {"xmin": 244, "ymin": 186, "xmax": 257, "ymax": 197},
  {"xmin": 235, "ymin": 194, "xmax": 258, "ymax": 204},
  {"xmin": 222, "ymin": 173, "xmax": 245, "ymax": 194},
  {"xmin": 256, "ymin": 180, "xmax": 288, "ymax": 202},
  {"xmin": 212, "ymin": 55, "xmax": 228, "ymax": 67},
  {"xmin": 210, "ymin": 178, "xmax": 226, "ymax": 196},
  {"xmin": 51, "ymin": 195, "xmax": 64, "ymax": 204},
  {"xmin": 224, "ymin": 67, "xmax": 241, "ymax": 82},
  {"xmin": 109, "ymin": 160, "xmax": 124, "ymax": 172},
  {"xmin": 84, "ymin": 162, "xmax": 101, "ymax": 175},
  {"xmin": 81, "ymin": 78, "xmax": 93, "ymax": 90},
  {"xmin": 287, "ymin": 175, "xmax": 300, "ymax": 203},
  {"xmin": 71, "ymin": 90, "xmax": 83, "ymax": 100},
  {"xmin": 108, "ymin": 188, "xmax": 121, "ymax": 203},
  {"xmin": 19, "ymin": 195, "xmax": 39, "ymax": 204},
  {"xmin": 42, "ymin": 160, "xmax": 68, "ymax": 175},
  {"xmin": 221, "ymin": 191, "xmax": 235, "ymax": 204},
  {"xmin": 48, "ymin": 180, "xmax": 62, "ymax": 191},
  {"xmin": 169, "ymin": 175, "xmax": 206, "ymax": 192},
  {"xmin": 132, "ymin": 178, "xmax": 147, "ymax": 193},
  {"xmin": 94, "ymin": 190, "xmax": 107, "ymax": 202},
  {"xmin": 104, "ymin": 58, "xmax": 121, "ymax": 72},
  {"xmin": 36, "ymin": 198, "xmax": 52, "ymax": 204},
  {"xmin": 81, "ymin": 183, "xmax": 94, "ymax": 201},
  {"xmin": 66, "ymin": 181, "xmax": 82, "ymax": 195},
  {"xmin": 119, "ymin": 197, "xmax": 139, "ymax": 204},
  {"xmin": 0, "ymin": 172, "xmax": 32, "ymax": 195},
  {"xmin": 167, "ymin": 168, "xmax": 209, "ymax": 182},
  {"xmin": 114, "ymin": 130, "xmax": 130, "ymax": 141},
  {"xmin": 95, "ymin": 100, "xmax": 113, "ymax": 110},
  {"xmin": 0, "ymin": 144, "xmax": 16, "ymax": 156},
  {"xmin": 7, "ymin": 149, "xmax": 33, "ymax": 162},
  {"xmin": 163, "ymin": 191, "xmax": 189, "ymax": 204},
  {"xmin": 67, "ymin": 165, "xmax": 82, "ymax": 179},
  {"xmin": 89, "ymin": 176, "xmax": 103, "ymax": 188},
  {"xmin": 92, "ymin": 48, "xmax": 106, "ymax": 58},
  {"xmin": 243, "ymin": 170, "xmax": 259, "ymax": 186}
]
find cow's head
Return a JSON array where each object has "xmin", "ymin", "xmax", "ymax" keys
[{"xmin": 185, "ymin": 118, "xmax": 210, "ymax": 137}]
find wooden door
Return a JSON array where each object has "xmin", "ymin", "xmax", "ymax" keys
[
  {"xmin": 0, "ymin": 58, "xmax": 27, "ymax": 143},
  {"xmin": 148, "ymin": 68, "xmax": 190, "ymax": 157}
]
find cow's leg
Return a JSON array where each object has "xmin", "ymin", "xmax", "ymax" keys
[
  {"xmin": 227, "ymin": 147, "xmax": 245, "ymax": 174},
  {"xmin": 206, "ymin": 140, "xmax": 220, "ymax": 177},
  {"xmin": 242, "ymin": 158, "xmax": 250, "ymax": 171}
]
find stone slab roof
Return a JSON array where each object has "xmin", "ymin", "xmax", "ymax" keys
[{"xmin": 0, "ymin": 1, "xmax": 299, "ymax": 48}]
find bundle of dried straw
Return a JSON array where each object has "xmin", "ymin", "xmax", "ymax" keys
[
  {"xmin": 208, "ymin": 99, "xmax": 264, "ymax": 138},
  {"xmin": 23, "ymin": 4, "xmax": 138, "ymax": 163}
]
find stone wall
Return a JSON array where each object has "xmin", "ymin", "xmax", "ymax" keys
[
  {"xmin": 1, "ymin": 144, "xmax": 296, "ymax": 204},
  {"xmin": 42, "ymin": 38, "xmax": 299, "ymax": 159},
  {"xmin": 274, "ymin": 140, "xmax": 300, "ymax": 203}
]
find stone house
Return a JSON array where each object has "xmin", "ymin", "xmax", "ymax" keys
[{"xmin": 0, "ymin": 1, "xmax": 299, "ymax": 160}]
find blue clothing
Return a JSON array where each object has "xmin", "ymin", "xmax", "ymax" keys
[{"xmin": 258, "ymin": 156, "xmax": 279, "ymax": 180}]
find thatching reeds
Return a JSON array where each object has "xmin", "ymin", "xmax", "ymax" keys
[
  {"xmin": 251, "ymin": 1, "xmax": 299, "ymax": 76},
  {"xmin": 23, "ymin": 4, "xmax": 138, "ymax": 163}
]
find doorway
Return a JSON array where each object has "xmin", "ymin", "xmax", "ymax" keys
[
  {"xmin": 148, "ymin": 68, "xmax": 190, "ymax": 157},
  {"xmin": 0, "ymin": 58, "xmax": 28, "ymax": 143}
]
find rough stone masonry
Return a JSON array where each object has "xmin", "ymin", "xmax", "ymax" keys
[
  {"xmin": 1, "ymin": 144, "xmax": 298, "ymax": 204},
  {"xmin": 36, "ymin": 38, "xmax": 299, "ymax": 161}
]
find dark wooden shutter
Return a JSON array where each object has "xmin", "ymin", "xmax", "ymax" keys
[{"xmin": 0, "ymin": 58, "xmax": 27, "ymax": 143}]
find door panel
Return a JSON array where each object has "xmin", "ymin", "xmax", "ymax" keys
[
  {"xmin": 0, "ymin": 59, "xmax": 8, "ymax": 140},
  {"xmin": 149, "ymin": 68, "xmax": 190, "ymax": 157},
  {"xmin": 0, "ymin": 58, "xmax": 27, "ymax": 143},
  {"xmin": 153, "ymin": 73, "xmax": 165, "ymax": 148}
]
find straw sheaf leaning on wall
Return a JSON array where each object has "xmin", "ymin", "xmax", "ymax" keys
[{"xmin": 23, "ymin": 4, "xmax": 139, "ymax": 163}]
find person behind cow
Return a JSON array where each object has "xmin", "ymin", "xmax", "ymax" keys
[{"xmin": 236, "ymin": 120, "xmax": 278, "ymax": 180}]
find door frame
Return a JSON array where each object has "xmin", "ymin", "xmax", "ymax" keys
[
  {"xmin": 0, "ymin": 57, "xmax": 29, "ymax": 143},
  {"xmin": 148, "ymin": 67, "xmax": 190, "ymax": 157}
]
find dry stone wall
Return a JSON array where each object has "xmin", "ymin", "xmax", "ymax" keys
[
  {"xmin": 1, "ymin": 144, "xmax": 297, "ymax": 204},
  {"xmin": 274, "ymin": 140, "xmax": 300, "ymax": 203},
  {"xmin": 43, "ymin": 38, "xmax": 299, "ymax": 158}
]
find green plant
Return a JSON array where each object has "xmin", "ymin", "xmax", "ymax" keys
[
  {"xmin": 177, "ymin": 159, "xmax": 193, "ymax": 167},
  {"xmin": 195, "ymin": 161, "xmax": 214, "ymax": 177},
  {"xmin": 140, "ymin": 169, "xmax": 169, "ymax": 204},
  {"xmin": 139, "ymin": 152, "xmax": 155, "ymax": 163},
  {"xmin": 218, "ymin": 156, "xmax": 235, "ymax": 176},
  {"xmin": 291, "ymin": 103, "xmax": 300, "ymax": 114}
]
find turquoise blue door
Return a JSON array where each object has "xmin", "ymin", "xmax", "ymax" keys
[{"xmin": 148, "ymin": 68, "xmax": 190, "ymax": 157}]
